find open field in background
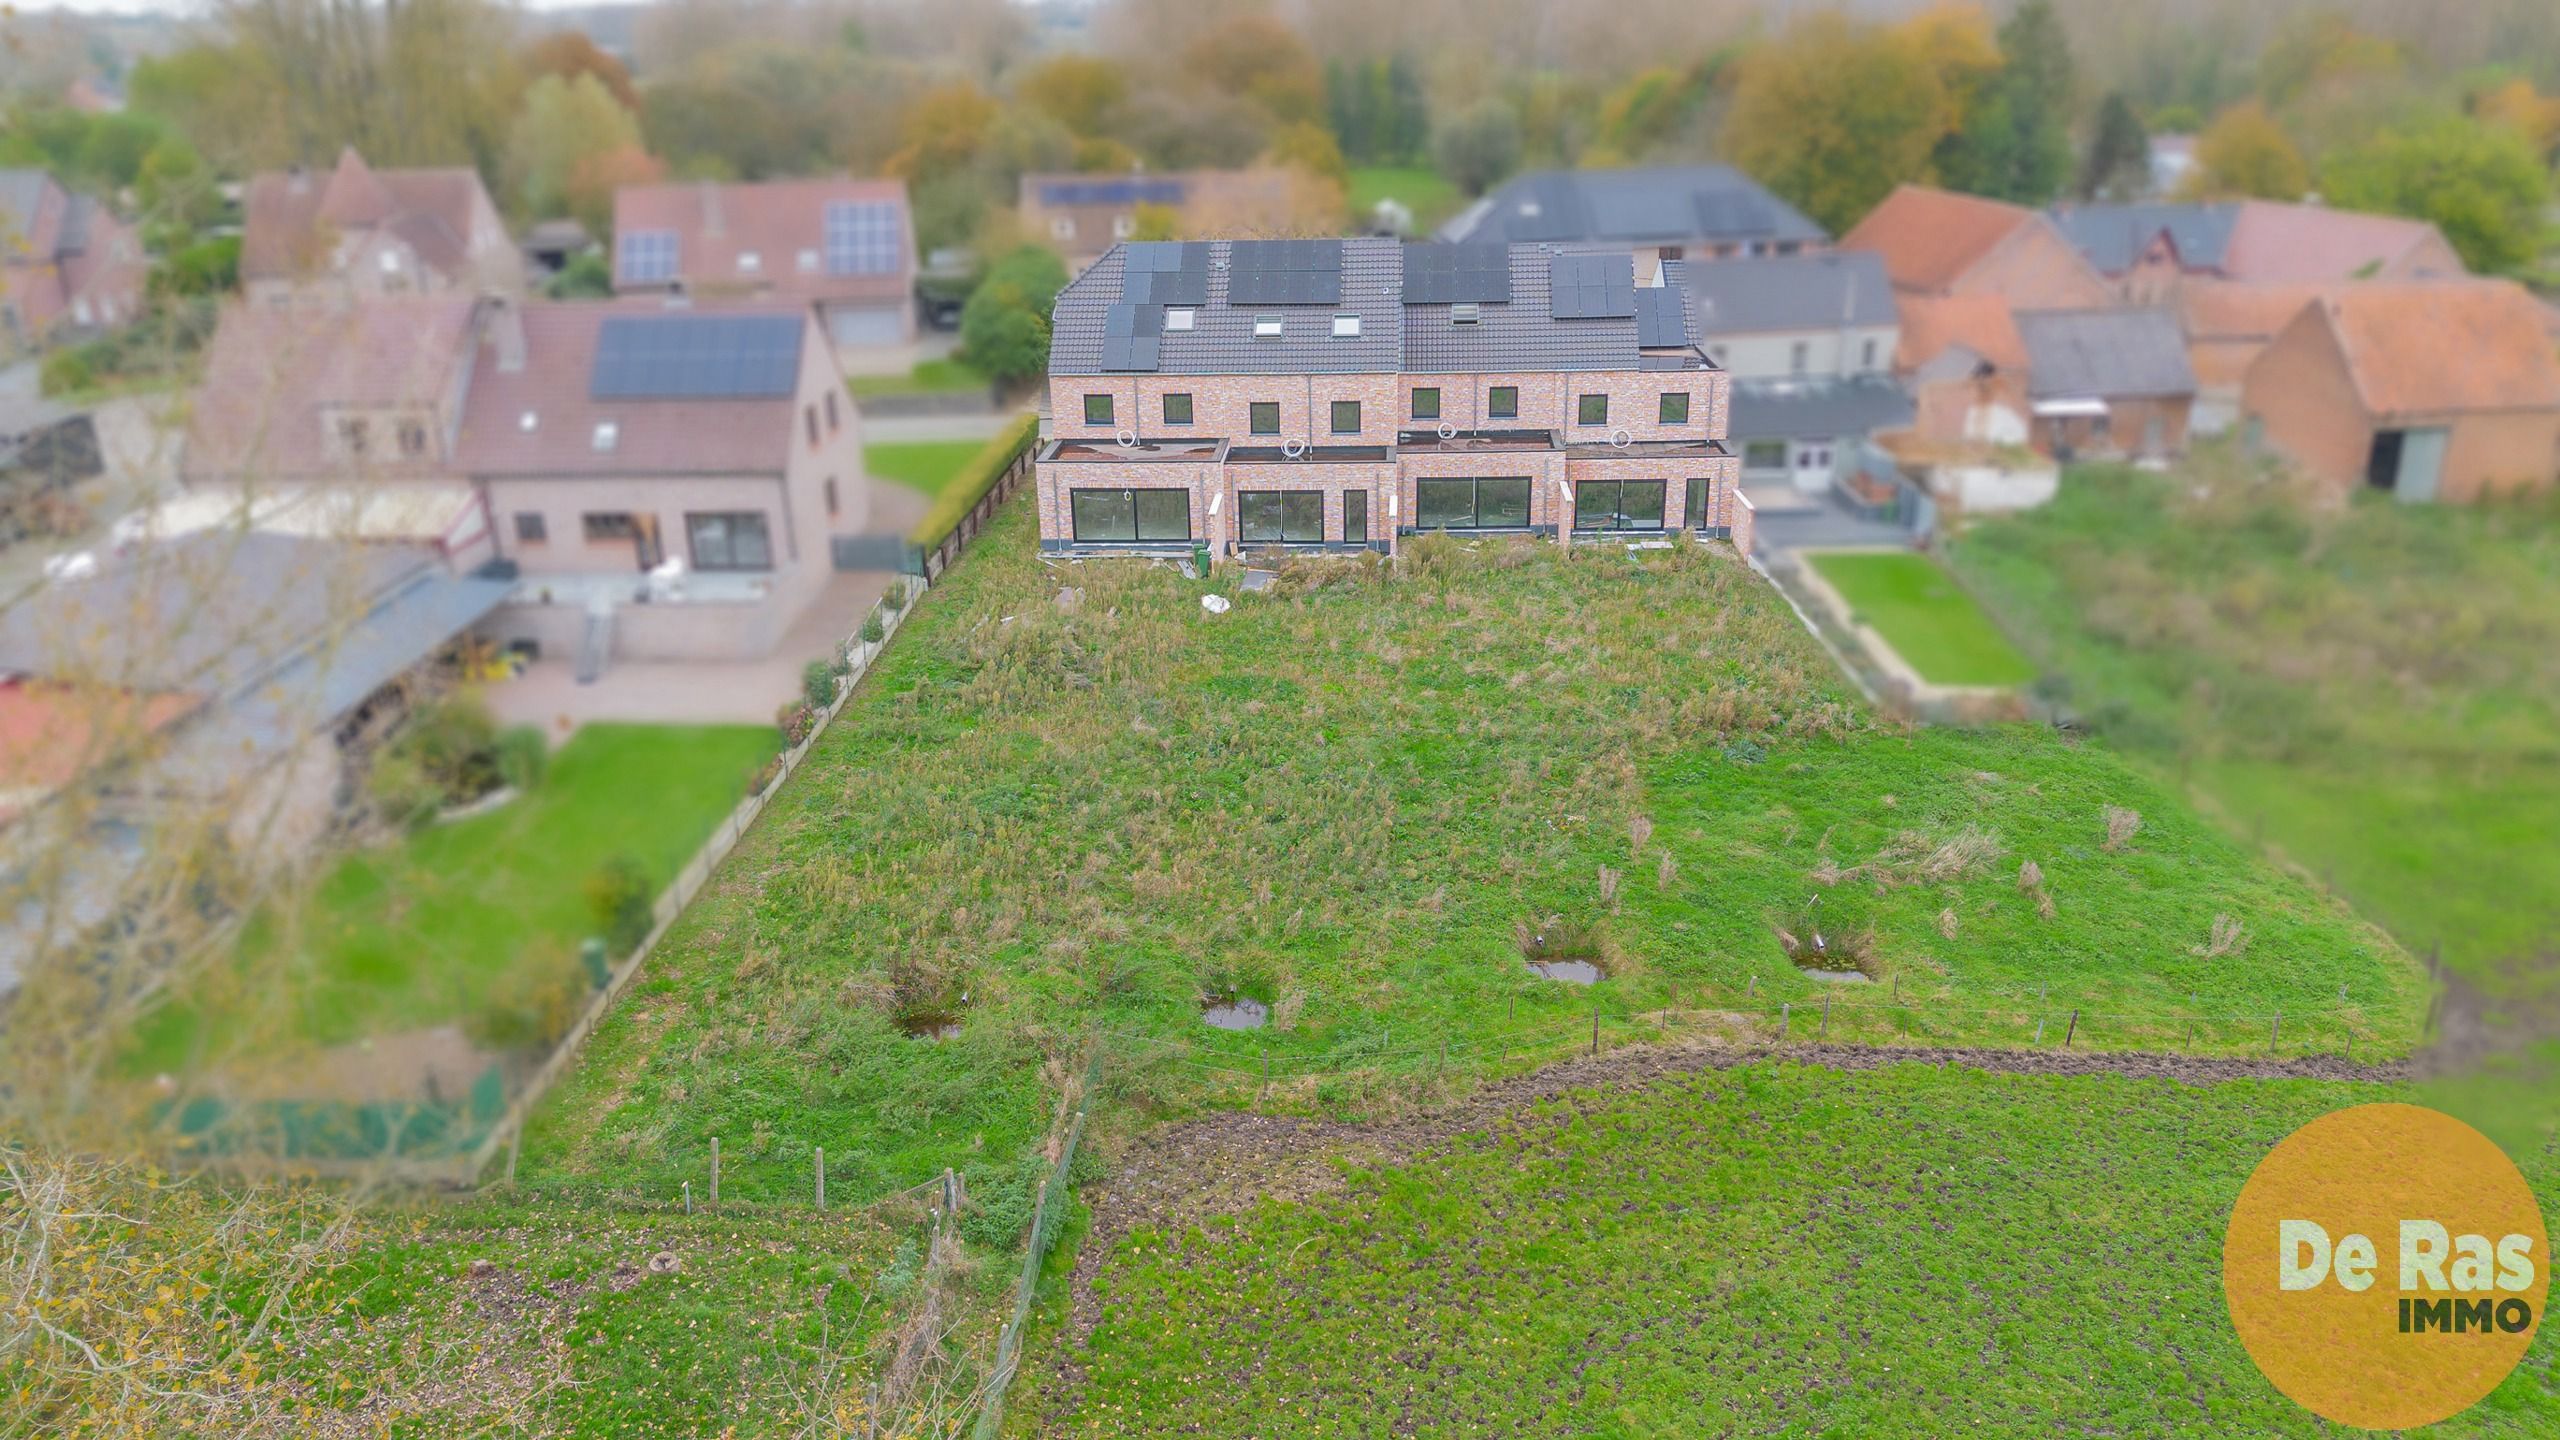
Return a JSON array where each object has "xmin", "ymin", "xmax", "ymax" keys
[
  {"xmin": 849, "ymin": 356, "xmax": 989, "ymax": 400},
  {"xmin": 865, "ymin": 438, "xmax": 994, "ymax": 500},
  {"xmin": 133, "ymin": 724, "xmax": 781, "ymax": 1070},
  {"xmin": 1806, "ymin": 548, "xmax": 2038, "ymax": 688},
  {"xmin": 512, "ymin": 496, "xmax": 2419, "ymax": 1215},
  {"xmin": 1348, "ymin": 165, "xmax": 1464, "ymax": 229},
  {"xmin": 1040, "ymin": 1058, "xmax": 2560, "ymax": 1437}
]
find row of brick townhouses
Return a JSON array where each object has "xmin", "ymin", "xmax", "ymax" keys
[{"xmin": 1035, "ymin": 238, "xmax": 1750, "ymax": 560}]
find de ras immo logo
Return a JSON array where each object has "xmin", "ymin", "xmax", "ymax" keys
[{"xmin": 2223, "ymin": 1103, "xmax": 2549, "ymax": 1430}]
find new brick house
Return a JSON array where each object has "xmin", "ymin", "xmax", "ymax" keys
[
  {"xmin": 612, "ymin": 179, "xmax": 917, "ymax": 366},
  {"xmin": 1035, "ymin": 239, "xmax": 1746, "ymax": 558},
  {"xmin": 240, "ymin": 147, "xmax": 524, "ymax": 306}
]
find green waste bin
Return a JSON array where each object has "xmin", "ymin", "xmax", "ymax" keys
[
  {"xmin": 1192, "ymin": 542, "xmax": 1212, "ymax": 578},
  {"xmin": 581, "ymin": 937, "xmax": 611, "ymax": 990}
]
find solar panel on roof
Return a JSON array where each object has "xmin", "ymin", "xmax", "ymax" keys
[
  {"xmin": 1103, "ymin": 302, "xmax": 1164, "ymax": 337},
  {"xmin": 1693, "ymin": 190, "xmax": 1773, "ymax": 237},
  {"xmin": 1548, "ymin": 253, "xmax": 1636, "ymax": 319},
  {"xmin": 1402, "ymin": 243, "xmax": 1513, "ymax": 304},
  {"xmin": 1099, "ymin": 336, "xmax": 1161, "ymax": 372},
  {"xmin": 618, "ymin": 229, "xmax": 679, "ymax": 284},
  {"xmin": 590, "ymin": 315, "xmax": 803, "ymax": 400},
  {"xmin": 1635, "ymin": 286, "xmax": 1687, "ymax": 347},
  {"xmin": 1123, "ymin": 241, "xmax": 1208, "ymax": 305},
  {"xmin": 1227, "ymin": 238, "xmax": 1344, "ymax": 305},
  {"xmin": 823, "ymin": 201, "xmax": 901, "ymax": 276}
]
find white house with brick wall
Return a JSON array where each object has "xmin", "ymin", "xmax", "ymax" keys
[{"xmin": 1036, "ymin": 238, "xmax": 1747, "ymax": 559}]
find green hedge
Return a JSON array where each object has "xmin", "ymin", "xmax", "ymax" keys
[{"xmin": 907, "ymin": 411, "xmax": 1039, "ymax": 547}]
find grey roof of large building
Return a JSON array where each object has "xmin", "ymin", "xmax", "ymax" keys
[
  {"xmin": 2046, "ymin": 202, "xmax": 2241, "ymax": 274},
  {"xmin": 1437, "ymin": 166, "xmax": 1827, "ymax": 248},
  {"xmin": 1049, "ymin": 239, "xmax": 1703, "ymax": 378},
  {"xmin": 1726, "ymin": 376, "xmax": 1914, "ymax": 443},
  {"xmin": 1685, "ymin": 251, "xmax": 1895, "ymax": 336},
  {"xmin": 2015, "ymin": 308, "xmax": 2196, "ymax": 399}
]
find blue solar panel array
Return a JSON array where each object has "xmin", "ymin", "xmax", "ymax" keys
[
  {"xmin": 823, "ymin": 201, "xmax": 902, "ymax": 276},
  {"xmin": 1040, "ymin": 178, "xmax": 1187, "ymax": 208},
  {"xmin": 1122, "ymin": 240, "xmax": 1209, "ymax": 305},
  {"xmin": 590, "ymin": 315, "xmax": 804, "ymax": 400},
  {"xmin": 1548, "ymin": 253, "xmax": 1636, "ymax": 319},
  {"xmin": 619, "ymin": 229, "xmax": 680, "ymax": 283}
]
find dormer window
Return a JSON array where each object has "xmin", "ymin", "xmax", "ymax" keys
[
  {"xmin": 1331, "ymin": 315, "xmax": 1360, "ymax": 338},
  {"xmin": 1253, "ymin": 315, "xmax": 1283, "ymax": 339},
  {"xmin": 1165, "ymin": 308, "xmax": 1195, "ymax": 332},
  {"xmin": 738, "ymin": 251, "xmax": 763, "ymax": 274},
  {"xmin": 1451, "ymin": 303, "xmax": 1481, "ymax": 325},
  {"xmin": 377, "ymin": 251, "xmax": 401, "ymax": 274},
  {"xmin": 592, "ymin": 421, "xmax": 619, "ymax": 452},
  {"xmin": 519, "ymin": 410, "xmax": 539, "ymax": 432}
]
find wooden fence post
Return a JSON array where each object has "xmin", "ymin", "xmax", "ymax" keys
[
  {"xmin": 2063, "ymin": 1009, "xmax": 2078, "ymax": 1049},
  {"xmin": 710, "ymin": 1136, "xmax": 721, "ymax": 1208}
]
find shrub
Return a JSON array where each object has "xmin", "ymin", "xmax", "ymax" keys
[
  {"xmin": 462, "ymin": 954, "xmax": 588, "ymax": 1052},
  {"xmin": 860, "ymin": 612, "xmax": 886, "ymax": 645},
  {"xmin": 879, "ymin": 584, "xmax": 905, "ymax": 614},
  {"xmin": 38, "ymin": 346, "xmax": 96, "ymax": 397},
  {"xmin": 775, "ymin": 699, "xmax": 814, "ymax": 747},
  {"xmin": 396, "ymin": 694, "xmax": 501, "ymax": 800},
  {"xmin": 495, "ymin": 725, "xmax": 549, "ymax": 793},
  {"xmin": 365, "ymin": 750, "xmax": 442, "ymax": 833},
  {"xmin": 803, "ymin": 659, "xmax": 840, "ymax": 712},
  {"xmin": 585, "ymin": 855, "xmax": 655, "ymax": 957}
]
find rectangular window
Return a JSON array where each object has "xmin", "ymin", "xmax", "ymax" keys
[
  {"xmin": 1070, "ymin": 488, "xmax": 1190, "ymax": 543},
  {"xmin": 806, "ymin": 404, "xmax": 820, "ymax": 447},
  {"xmin": 1331, "ymin": 315, "xmax": 1360, "ymax": 338},
  {"xmin": 687, "ymin": 511, "xmax": 773, "ymax": 571},
  {"xmin": 824, "ymin": 477, "xmax": 839, "ymax": 517},
  {"xmin": 1743, "ymin": 439, "xmax": 1787, "ymax": 469},
  {"xmin": 1487, "ymin": 386, "xmax": 1518, "ymax": 420},
  {"xmin": 1790, "ymin": 341, "xmax": 1809, "ymax": 373},
  {"xmin": 1238, "ymin": 490, "xmax": 1325, "ymax": 544},
  {"xmin": 1411, "ymin": 387, "xmax": 1441, "ymax": 420},
  {"xmin": 1084, "ymin": 393, "xmax": 1114, "ymax": 425},
  {"xmin": 1658, "ymin": 392, "xmax": 1690, "ymax": 425},
  {"xmin": 1162, "ymin": 392, "xmax": 1193, "ymax": 425},
  {"xmin": 1414, "ymin": 476, "xmax": 1532, "ymax": 530},
  {"xmin": 398, "ymin": 420, "xmax": 427, "ymax": 457},
  {"xmin": 1330, "ymin": 400, "xmax": 1361, "ymax": 435},
  {"xmin": 337, "ymin": 417, "xmax": 368, "ymax": 456},
  {"xmin": 1249, "ymin": 401, "xmax": 1280, "ymax": 436},
  {"xmin": 514, "ymin": 512, "xmax": 547, "ymax": 543},
  {"xmin": 826, "ymin": 391, "xmax": 840, "ymax": 432},
  {"xmin": 1577, "ymin": 393, "xmax": 1608, "ymax": 426},
  {"xmin": 583, "ymin": 512, "xmax": 637, "ymax": 542},
  {"xmin": 1344, "ymin": 489, "xmax": 1368, "ymax": 544},
  {"xmin": 1573, "ymin": 479, "xmax": 1668, "ymax": 532}
]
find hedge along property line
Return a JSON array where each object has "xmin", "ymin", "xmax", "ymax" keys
[
  {"xmin": 460, "ymin": 572, "xmax": 934, "ymax": 1190},
  {"xmin": 907, "ymin": 410, "xmax": 1040, "ymax": 580}
]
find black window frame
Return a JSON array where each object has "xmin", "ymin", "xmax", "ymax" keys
[
  {"xmin": 1411, "ymin": 386, "xmax": 1441, "ymax": 421},
  {"xmin": 1487, "ymin": 386, "xmax": 1518, "ymax": 420},
  {"xmin": 1249, "ymin": 401, "xmax": 1281, "ymax": 436},
  {"xmin": 1685, "ymin": 476, "xmax": 1715, "ymax": 529},
  {"xmin": 514, "ymin": 511, "xmax": 547, "ymax": 543},
  {"xmin": 1658, "ymin": 392, "xmax": 1690, "ymax": 425},
  {"xmin": 1162, "ymin": 392, "xmax": 1194, "ymax": 425},
  {"xmin": 1237, "ymin": 489, "xmax": 1327, "ymax": 545},
  {"xmin": 685, "ymin": 510, "xmax": 775, "ymax": 572},
  {"xmin": 1344, "ymin": 488, "xmax": 1368, "ymax": 544},
  {"xmin": 1083, "ymin": 393, "xmax": 1114, "ymax": 426},
  {"xmin": 1330, "ymin": 399, "xmax": 1361, "ymax": 435},
  {"xmin": 1577, "ymin": 393, "xmax": 1609, "ymax": 426},
  {"xmin": 1068, "ymin": 487, "xmax": 1191, "ymax": 544},
  {"xmin": 1572, "ymin": 478, "xmax": 1668, "ymax": 533},
  {"xmin": 1413, "ymin": 475, "xmax": 1533, "ymax": 532},
  {"xmin": 583, "ymin": 511, "xmax": 637, "ymax": 542}
]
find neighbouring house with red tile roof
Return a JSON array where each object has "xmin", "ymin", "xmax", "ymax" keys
[
  {"xmin": 1020, "ymin": 168, "xmax": 1321, "ymax": 273},
  {"xmin": 2242, "ymin": 279, "xmax": 2560, "ymax": 503},
  {"xmin": 180, "ymin": 294, "xmax": 876, "ymax": 665},
  {"xmin": 611, "ymin": 178, "xmax": 917, "ymax": 367},
  {"xmin": 2177, "ymin": 279, "xmax": 2336, "ymax": 434},
  {"xmin": 1894, "ymin": 293, "xmax": 2031, "ymax": 450},
  {"xmin": 1839, "ymin": 185, "xmax": 2112, "ymax": 310},
  {"xmin": 239, "ymin": 147, "xmax": 524, "ymax": 306},
  {"xmin": 2047, "ymin": 200, "xmax": 2464, "ymax": 304},
  {"xmin": 1, "ymin": 168, "xmax": 146, "ymax": 353}
]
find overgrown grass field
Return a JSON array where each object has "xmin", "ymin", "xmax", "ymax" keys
[
  {"xmin": 517, "ymin": 499, "xmax": 2419, "ymax": 1213},
  {"xmin": 1046, "ymin": 1060, "xmax": 2560, "ymax": 1437},
  {"xmin": 1808, "ymin": 548, "xmax": 2037, "ymax": 687}
]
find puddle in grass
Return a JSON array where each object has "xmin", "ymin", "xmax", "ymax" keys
[
  {"xmin": 899, "ymin": 1011, "xmax": 964, "ymax": 1040},
  {"xmin": 1201, "ymin": 995, "xmax": 1269, "ymax": 1030},
  {"xmin": 1796, "ymin": 967, "xmax": 1874, "ymax": 984},
  {"xmin": 1527, "ymin": 959, "xmax": 1604, "ymax": 985}
]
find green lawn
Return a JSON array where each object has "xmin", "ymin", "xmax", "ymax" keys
[
  {"xmin": 848, "ymin": 355, "xmax": 986, "ymax": 399},
  {"xmin": 138, "ymin": 724, "xmax": 780, "ymax": 1066},
  {"xmin": 864, "ymin": 438, "xmax": 989, "ymax": 500},
  {"xmin": 1349, "ymin": 164, "xmax": 1464, "ymax": 229},
  {"xmin": 1809, "ymin": 548, "xmax": 2039, "ymax": 687},
  {"xmin": 1043, "ymin": 1060, "xmax": 2559, "ymax": 1437},
  {"xmin": 516, "ymin": 497, "xmax": 2418, "ymax": 1211}
]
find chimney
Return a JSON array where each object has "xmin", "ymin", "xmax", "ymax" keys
[
  {"xmin": 700, "ymin": 181, "xmax": 724, "ymax": 240},
  {"xmin": 487, "ymin": 294, "xmax": 526, "ymax": 373}
]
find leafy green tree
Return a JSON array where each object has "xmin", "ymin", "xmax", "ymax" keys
[
  {"xmin": 1432, "ymin": 98, "xmax": 1523, "ymax": 198},
  {"xmin": 1724, "ymin": 14, "xmax": 1945, "ymax": 234},
  {"xmin": 2323, "ymin": 117, "xmax": 2551, "ymax": 274},
  {"xmin": 545, "ymin": 250, "xmax": 614, "ymax": 299},
  {"xmin": 506, "ymin": 73, "xmax": 646, "ymax": 230},
  {"xmin": 960, "ymin": 246, "xmax": 1068, "ymax": 390},
  {"xmin": 1941, "ymin": 0, "xmax": 2075, "ymax": 203},
  {"xmin": 2078, "ymin": 92, "xmax": 2152, "ymax": 200},
  {"xmin": 2186, "ymin": 102, "xmax": 2309, "ymax": 199},
  {"xmin": 148, "ymin": 236, "xmax": 242, "ymax": 300}
]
